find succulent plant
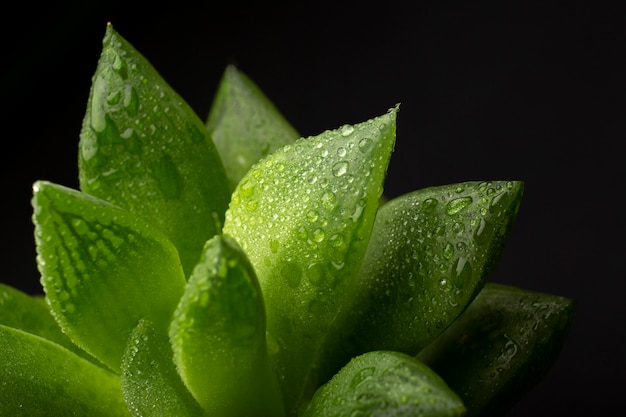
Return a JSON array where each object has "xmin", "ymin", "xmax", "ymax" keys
[{"xmin": 0, "ymin": 23, "xmax": 575, "ymax": 417}]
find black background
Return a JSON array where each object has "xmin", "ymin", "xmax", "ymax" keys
[{"xmin": 1, "ymin": 1, "xmax": 624, "ymax": 415}]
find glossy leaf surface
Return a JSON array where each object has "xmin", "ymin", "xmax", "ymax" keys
[
  {"xmin": 321, "ymin": 181, "xmax": 523, "ymax": 381},
  {"xmin": 121, "ymin": 319, "xmax": 206, "ymax": 417},
  {"xmin": 78, "ymin": 24, "xmax": 230, "ymax": 276},
  {"xmin": 417, "ymin": 283, "xmax": 575, "ymax": 417},
  {"xmin": 0, "ymin": 324, "xmax": 130, "ymax": 417},
  {"xmin": 302, "ymin": 350, "xmax": 466, "ymax": 417},
  {"xmin": 206, "ymin": 65, "xmax": 300, "ymax": 191},
  {"xmin": 169, "ymin": 235, "xmax": 284, "ymax": 417},
  {"xmin": 223, "ymin": 107, "xmax": 398, "ymax": 413},
  {"xmin": 32, "ymin": 180, "xmax": 186, "ymax": 372}
]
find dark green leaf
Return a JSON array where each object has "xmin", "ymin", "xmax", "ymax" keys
[
  {"xmin": 0, "ymin": 283, "xmax": 99, "ymax": 364},
  {"xmin": 78, "ymin": 24, "xmax": 230, "ymax": 276},
  {"xmin": 169, "ymin": 234, "xmax": 285, "ymax": 417},
  {"xmin": 121, "ymin": 319, "xmax": 206, "ymax": 417},
  {"xmin": 302, "ymin": 350, "xmax": 466, "ymax": 417},
  {"xmin": 416, "ymin": 283, "xmax": 575, "ymax": 417},
  {"xmin": 32, "ymin": 180, "xmax": 186, "ymax": 373},
  {"xmin": 0, "ymin": 324, "xmax": 130, "ymax": 417},
  {"xmin": 222, "ymin": 107, "xmax": 398, "ymax": 413},
  {"xmin": 320, "ymin": 181, "xmax": 523, "ymax": 382},
  {"xmin": 206, "ymin": 65, "xmax": 300, "ymax": 191}
]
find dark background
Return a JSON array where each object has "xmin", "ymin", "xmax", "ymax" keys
[{"xmin": 1, "ymin": 1, "xmax": 623, "ymax": 415}]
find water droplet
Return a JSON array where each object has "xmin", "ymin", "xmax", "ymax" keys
[
  {"xmin": 269, "ymin": 239, "xmax": 280, "ymax": 253},
  {"xmin": 329, "ymin": 233, "xmax": 344, "ymax": 247},
  {"xmin": 307, "ymin": 210, "xmax": 319, "ymax": 222},
  {"xmin": 321, "ymin": 191, "xmax": 337, "ymax": 209},
  {"xmin": 341, "ymin": 124, "xmax": 354, "ymax": 136},
  {"xmin": 453, "ymin": 257, "xmax": 472, "ymax": 288},
  {"xmin": 307, "ymin": 262, "xmax": 327, "ymax": 286},
  {"xmin": 112, "ymin": 51, "xmax": 128, "ymax": 79},
  {"xmin": 422, "ymin": 198, "xmax": 438, "ymax": 212},
  {"xmin": 446, "ymin": 196, "xmax": 473, "ymax": 215},
  {"xmin": 106, "ymin": 91, "xmax": 121, "ymax": 105},
  {"xmin": 443, "ymin": 243, "xmax": 454, "ymax": 259},
  {"xmin": 350, "ymin": 367, "xmax": 376, "ymax": 389},
  {"xmin": 332, "ymin": 161, "xmax": 349, "ymax": 177},
  {"xmin": 358, "ymin": 137, "xmax": 374, "ymax": 153},
  {"xmin": 240, "ymin": 180, "xmax": 255, "ymax": 198},
  {"xmin": 312, "ymin": 228, "xmax": 325, "ymax": 242},
  {"xmin": 123, "ymin": 85, "xmax": 139, "ymax": 116},
  {"xmin": 337, "ymin": 147, "xmax": 347, "ymax": 157}
]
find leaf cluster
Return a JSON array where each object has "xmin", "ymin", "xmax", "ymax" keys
[{"xmin": 0, "ymin": 24, "xmax": 575, "ymax": 417}]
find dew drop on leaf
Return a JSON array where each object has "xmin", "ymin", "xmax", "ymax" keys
[
  {"xmin": 312, "ymin": 228, "xmax": 325, "ymax": 243},
  {"xmin": 446, "ymin": 196, "xmax": 473, "ymax": 215},
  {"xmin": 358, "ymin": 137, "xmax": 374, "ymax": 153},
  {"xmin": 341, "ymin": 124, "xmax": 355, "ymax": 136},
  {"xmin": 332, "ymin": 161, "xmax": 349, "ymax": 177}
]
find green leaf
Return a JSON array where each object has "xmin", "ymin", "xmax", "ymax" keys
[
  {"xmin": 169, "ymin": 234, "xmax": 285, "ymax": 417},
  {"xmin": 416, "ymin": 283, "xmax": 576, "ymax": 417},
  {"xmin": 320, "ymin": 181, "xmax": 523, "ymax": 381},
  {"xmin": 0, "ymin": 283, "xmax": 98, "ymax": 364},
  {"xmin": 0, "ymin": 324, "xmax": 130, "ymax": 417},
  {"xmin": 222, "ymin": 107, "xmax": 398, "ymax": 413},
  {"xmin": 78, "ymin": 24, "xmax": 230, "ymax": 276},
  {"xmin": 121, "ymin": 319, "xmax": 206, "ymax": 417},
  {"xmin": 301, "ymin": 350, "xmax": 466, "ymax": 417},
  {"xmin": 32, "ymin": 180, "xmax": 186, "ymax": 373},
  {"xmin": 206, "ymin": 65, "xmax": 300, "ymax": 191}
]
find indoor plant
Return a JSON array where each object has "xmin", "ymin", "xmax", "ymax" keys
[{"xmin": 0, "ymin": 23, "xmax": 575, "ymax": 417}]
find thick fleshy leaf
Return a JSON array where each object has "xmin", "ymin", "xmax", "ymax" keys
[
  {"xmin": 206, "ymin": 65, "xmax": 300, "ymax": 191},
  {"xmin": 169, "ymin": 235, "xmax": 285, "ymax": 417},
  {"xmin": 0, "ymin": 283, "xmax": 98, "ymax": 364},
  {"xmin": 320, "ymin": 181, "xmax": 523, "ymax": 382},
  {"xmin": 78, "ymin": 24, "xmax": 230, "ymax": 276},
  {"xmin": 223, "ymin": 107, "xmax": 398, "ymax": 413},
  {"xmin": 416, "ymin": 283, "xmax": 575, "ymax": 417},
  {"xmin": 301, "ymin": 350, "xmax": 466, "ymax": 417},
  {"xmin": 0, "ymin": 324, "xmax": 130, "ymax": 417},
  {"xmin": 32, "ymin": 180, "xmax": 186, "ymax": 372},
  {"xmin": 121, "ymin": 319, "xmax": 206, "ymax": 417}
]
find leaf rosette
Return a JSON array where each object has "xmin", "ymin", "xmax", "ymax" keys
[{"xmin": 0, "ymin": 23, "xmax": 575, "ymax": 417}]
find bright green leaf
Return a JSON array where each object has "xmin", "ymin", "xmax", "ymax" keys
[
  {"xmin": 416, "ymin": 283, "xmax": 575, "ymax": 417},
  {"xmin": 32, "ymin": 180, "xmax": 186, "ymax": 373},
  {"xmin": 169, "ymin": 234, "xmax": 285, "ymax": 417},
  {"xmin": 0, "ymin": 283, "xmax": 99, "ymax": 364},
  {"xmin": 121, "ymin": 319, "xmax": 206, "ymax": 417},
  {"xmin": 223, "ymin": 106, "xmax": 398, "ymax": 413},
  {"xmin": 0, "ymin": 324, "xmax": 130, "ymax": 417},
  {"xmin": 320, "ymin": 181, "xmax": 523, "ymax": 382},
  {"xmin": 78, "ymin": 23, "xmax": 230, "ymax": 276},
  {"xmin": 206, "ymin": 65, "xmax": 300, "ymax": 191},
  {"xmin": 301, "ymin": 350, "xmax": 466, "ymax": 417}
]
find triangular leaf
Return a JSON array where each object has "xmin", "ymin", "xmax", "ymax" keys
[
  {"xmin": 223, "ymin": 106, "xmax": 398, "ymax": 413},
  {"xmin": 32, "ymin": 180, "xmax": 186, "ymax": 372},
  {"xmin": 169, "ymin": 235, "xmax": 285, "ymax": 417},
  {"xmin": 121, "ymin": 319, "xmax": 206, "ymax": 417},
  {"xmin": 78, "ymin": 24, "xmax": 230, "ymax": 276},
  {"xmin": 320, "ymin": 181, "xmax": 523, "ymax": 382},
  {"xmin": 206, "ymin": 65, "xmax": 300, "ymax": 191},
  {"xmin": 417, "ymin": 283, "xmax": 576, "ymax": 417},
  {"xmin": 0, "ymin": 324, "xmax": 130, "ymax": 417}
]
